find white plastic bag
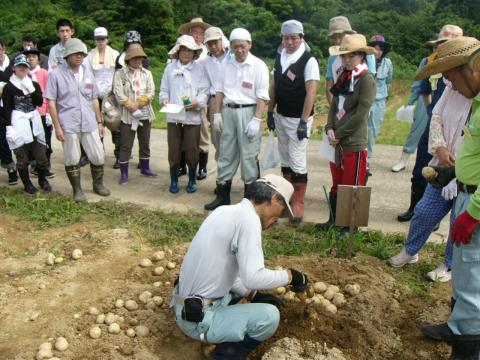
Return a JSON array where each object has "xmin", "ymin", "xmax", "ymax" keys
[
  {"xmin": 260, "ymin": 131, "xmax": 280, "ymax": 170},
  {"xmin": 396, "ymin": 105, "xmax": 415, "ymax": 123}
]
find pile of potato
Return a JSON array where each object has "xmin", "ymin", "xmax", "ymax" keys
[{"xmin": 35, "ymin": 337, "xmax": 68, "ymax": 360}]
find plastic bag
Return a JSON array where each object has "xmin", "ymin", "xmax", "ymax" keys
[
  {"xmin": 260, "ymin": 131, "xmax": 280, "ymax": 170},
  {"xmin": 396, "ymin": 105, "xmax": 414, "ymax": 123}
]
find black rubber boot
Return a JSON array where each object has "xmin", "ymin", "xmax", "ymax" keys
[
  {"xmin": 7, "ymin": 167, "xmax": 18, "ymax": 185},
  {"xmin": 315, "ymin": 192, "xmax": 337, "ymax": 231},
  {"xmin": 37, "ymin": 168, "xmax": 52, "ymax": 192},
  {"xmin": 422, "ymin": 297, "xmax": 456, "ymax": 342},
  {"xmin": 398, "ymin": 183, "xmax": 425, "ymax": 222},
  {"xmin": 211, "ymin": 335, "xmax": 261, "ymax": 360},
  {"xmin": 65, "ymin": 165, "xmax": 86, "ymax": 202},
  {"xmin": 450, "ymin": 334, "xmax": 480, "ymax": 359},
  {"xmin": 18, "ymin": 168, "xmax": 37, "ymax": 194},
  {"xmin": 197, "ymin": 152, "xmax": 208, "ymax": 180},
  {"xmin": 205, "ymin": 181, "xmax": 232, "ymax": 211},
  {"xmin": 90, "ymin": 164, "xmax": 110, "ymax": 196},
  {"xmin": 178, "ymin": 151, "xmax": 187, "ymax": 177}
]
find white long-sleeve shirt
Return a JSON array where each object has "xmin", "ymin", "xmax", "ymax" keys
[
  {"xmin": 216, "ymin": 53, "xmax": 270, "ymax": 105},
  {"xmin": 179, "ymin": 199, "xmax": 289, "ymax": 299},
  {"xmin": 203, "ymin": 52, "xmax": 230, "ymax": 96}
]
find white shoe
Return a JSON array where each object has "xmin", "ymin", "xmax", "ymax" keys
[
  {"xmin": 389, "ymin": 247, "xmax": 419, "ymax": 268},
  {"xmin": 426, "ymin": 264, "xmax": 451, "ymax": 282},
  {"xmin": 391, "ymin": 152, "xmax": 411, "ymax": 173}
]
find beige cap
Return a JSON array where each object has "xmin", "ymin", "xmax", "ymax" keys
[
  {"xmin": 328, "ymin": 16, "xmax": 356, "ymax": 38},
  {"xmin": 329, "ymin": 34, "xmax": 375, "ymax": 56},
  {"xmin": 63, "ymin": 38, "xmax": 88, "ymax": 58},
  {"xmin": 256, "ymin": 174, "xmax": 294, "ymax": 218},
  {"xmin": 204, "ymin": 27, "xmax": 224, "ymax": 43}
]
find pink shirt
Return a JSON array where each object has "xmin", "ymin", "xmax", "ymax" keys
[{"xmin": 29, "ymin": 66, "xmax": 49, "ymax": 116}]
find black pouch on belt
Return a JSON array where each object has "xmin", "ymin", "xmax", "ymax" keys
[{"xmin": 182, "ymin": 296, "xmax": 205, "ymax": 322}]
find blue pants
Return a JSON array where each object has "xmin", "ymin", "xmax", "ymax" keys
[
  {"xmin": 367, "ymin": 99, "xmax": 386, "ymax": 161},
  {"xmin": 403, "ymin": 105, "xmax": 429, "ymax": 154},
  {"xmin": 411, "ymin": 119, "xmax": 432, "ymax": 188},
  {"xmin": 405, "ymin": 184, "xmax": 454, "ymax": 268},
  {"xmin": 448, "ymin": 191, "xmax": 480, "ymax": 335}
]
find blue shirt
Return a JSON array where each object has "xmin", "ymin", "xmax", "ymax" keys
[{"xmin": 374, "ymin": 57, "xmax": 393, "ymax": 100}]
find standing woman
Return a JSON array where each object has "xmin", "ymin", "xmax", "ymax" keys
[
  {"xmin": 2, "ymin": 54, "xmax": 51, "ymax": 193},
  {"xmin": 316, "ymin": 34, "xmax": 376, "ymax": 231},
  {"xmin": 113, "ymin": 44, "xmax": 156, "ymax": 185},
  {"xmin": 159, "ymin": 35, "xmax": 208, "ymax": 194}
]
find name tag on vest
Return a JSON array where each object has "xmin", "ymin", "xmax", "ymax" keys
[
  {"xmin": 242, "ymin": 81, "xmax": 253, "ymax": 89},
  {"xmin": 286, "ymin": 69, "xmax": 296, "ymax": 82}
]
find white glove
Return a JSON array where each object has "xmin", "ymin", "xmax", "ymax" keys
[
  {"xmin": 245, "ymin": 117, "xmax": 261, "ymax": 139},
  {"xmin": 6, "ymin": 126, "xmax": 17, "ymax": 144},
  {"xmin": 45, "ymin": 114, "xmax": 53, "ymax": 127},
  {"xmin": 213, "ymin": 113, "xmax": 223, "ymax": 133},
  {"xmin": 441, "ymin": 178, "xmax": 458, "ymax": 200},
  {"xmin": 21, "ymin": 77, "xmax": 35, "ymax": 94}
]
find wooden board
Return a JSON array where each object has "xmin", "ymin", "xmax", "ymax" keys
[{"xmin": 335, "ymin": 185, "xmax": 371, "ymax": 227}]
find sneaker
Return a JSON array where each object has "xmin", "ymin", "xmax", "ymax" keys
[
  {"xmin": 389, "ymin": 247, "xmax": 419, "ymax": 268},
  {"xmin": 426, "ymin": 263, "xmax": 451, "ymax": 282}
]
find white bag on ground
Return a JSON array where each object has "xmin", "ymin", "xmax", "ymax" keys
[{"xmin": 260, "ymin": 131, "xmax": 280, "ymax": 170}]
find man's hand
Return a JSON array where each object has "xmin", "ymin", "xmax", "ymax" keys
[
  {"xmin": 451, "ymin": 211, "xmax": 480, "ymax": 246},
  {"xmin": 251, "ymin": 292, "xmax": 284, "ymax": 308},
  {"xmin": 289, "ymin": 268, "xmax": 308, "ymax": 293},
  {"xmin": 245, "ymin": 117, "xmax": 261, "ymax": 139},
  {"xmin": 213, "ymin": 113, "xmax": 223, "ymax": 133},
  {"xmin": 327, "ymin": 129, "xmax": 338, "ymax": 145},
  {"xmin": 267, "ymin": 111, "xmax": 275, "ymax": 131},
  {"xmin": 98, "ymin": 122, "xmax": 105, "ymax": 138},
  {"xmin": 54, "ymin": 124, "xmax": 65, "ymax": 142},
  {"xmin": 184, "ymin": 101, "xmax": 198, "ymax": 112},
  {"xmin": 124, "ymin": 100, "xmax": 138, "ymax": 113},
  {"xmin": 297, "ymin": 120, "xmax": 308, "ymax": 140},
  {"xmin": 436, "ymin": 147, "xmax": 455, "ymax": 167}
]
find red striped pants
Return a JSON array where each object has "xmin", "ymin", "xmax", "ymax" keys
[{"xmin": 329, "ymin": 149, "xmax": 368, "ymax": 193}]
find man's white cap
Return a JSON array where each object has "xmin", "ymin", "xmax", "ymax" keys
[
  {"xmin": 281, "ymin": 20, "xmax": 304, "ymax": 36},
  {"xmin": 229, "ymin": 28, "xmax": 251, "ymax": 42},
  {"xmin": 94, "ymin": 27, "xmax": 108, "ymax": 38},
  {"xmin": 204, "ymin": 27, "xmax": 224, "ymax": 43},
  {"xmin": 256, "ymin": 174, "xmax": 294, "ymax": 218}
]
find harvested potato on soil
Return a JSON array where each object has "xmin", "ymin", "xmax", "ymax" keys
[
  {"xmin": 115, "ymin": 299, "xmax": 124, "ymax": 308},
  {"xmin": 313, "ymin": 281, "xmax": 327, "ymax": 293},
  {"xmin": 54, "ymin": 337, "xmax": 68, "ymax": 351},
  {"xmin": 345, "ymin": 284, "xmax": 361, "ymax": 296},
  {"xmin": 36, "ymin": 348, "xmax": 53, "ymax": 360},
  {"xmin": 89, "ymin": 326, "xmax": 101, "ymax": 339},
  {"xmin": 326, "ymin": 303, "xmax": 338, "ymax": 314},
  {"xmin": 135, "ymin": 325, "xmax": 149, "ymax": 337},
  {"xmin": 139, "ymin": 291, "xmax": 152, "ymax": 304},
  {"xmin": 71, "ymin": 248, "xmax": 83, "ymax": 260},
  {"xmin": 125, "ymin": 300, "xmax": 139, "ymax": 311},
  {"xmin": 333, "ymin": 293, "xmax": 346, "ymax": 307},
  {"xmin": 54, "ymin": 256, "xmax": 64, "ymax": 264},
  {"xmin": 96, "ymin": 314, "xmax": 105, "ymax": 324},
  {"xmin": 105, "ymin": 312, "xmax": 116, "ymax": 325},
  {"xmin": 88, "ymin": 307, "xmax": 99, "ymax": 315},
  {"xmin": 275, "ymin": 287, "xmax": 286, "ymax": 295},
  {"xmin": 153, "ymin": 266, "xmax": 164, "ymax": 275},
  {"xmin": 152, "ymin": 251, "xmax": 165, "ymax": 261},
  {"xmin": 166, "ymin": 261, "xmax": 176, "ymax": 270},
  {"xmin": 108, "ymin": 323, "xmax": 121, "ymax": 334},
  {"xmin": 126, "ymin": 328, "xmax": 136, "ymax": 337},
  {"xmin": 139, "ymin": 258, "xmax": 152, "ymax": 267},
  {"xmin": 46, "ymin": 253, "xmax": 55, "ymax": 265}
]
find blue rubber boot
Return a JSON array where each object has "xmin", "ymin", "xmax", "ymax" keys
[
  {"xmin": 169, "ymin": 167, "xmax": 179, "ymax": 194},
  {"xmin": 186, "ymin": 166, "xmax": 197, "ymax": 193}
]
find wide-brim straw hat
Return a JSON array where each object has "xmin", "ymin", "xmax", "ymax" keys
[
  {"xmin": 415, "ymin": 36, "xmax": 480, "ymax": 80},
  {"xmin": 329, "ymin": 34, "xmax": 375, "ymax": 56},
  {"xmin": 426, "ymin": 24, "xmax": 463, "ymax": 46},
  {"xmin": 168, "ymin": 35, "xmax": 202, "ymax": 59},
  {"xmin": 178, "ymin": 17, "xmax": 211, "ymax": 35},
  {"xmin": 125, "ymin": 43, "xmax": 147, "ymax": 61},
  {"xmin": 469, "ymin": 47, "xmax": 480, "ymax": 72}
]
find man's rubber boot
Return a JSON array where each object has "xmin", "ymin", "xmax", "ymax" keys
[
  {"xmin": 450, "ymin": 334, "xmax": 480, "ymax": 360},
  {"xmin": 119, "ymin": 162, "xmax": 129, "ymax": 185},
  {"xmin": 37, "ymin": 168, "xmax": 52, "ymax": 192},
  {"xmin": 210, "ymin": 335, "xmax": 261, "ymax": 360},
  {"xmin": 169, "ymin": 167, "xmax": 179, "ymax": 194},
  {"xmin": 316, "ymin": 192, "xmax": 337, "ymax": 231},
  {"xmin": 7, "ymin": 167, "xmax": 18, "ymax": 185},
  {"xmin": 178, "ymin": 151, "xmax": 187, "ymax": 177},
  {"xmin": 205, "ymin": 180, "xmax": 232, "ymax": 211},
  {"xmin": 90, "ymin": 164, "xmax": 110, "ymax": 196},
  {"xmin": 422, "ymin": 297, "xmax": 456, "ymax": 342},
  {"xmin": 65, "ymin": 165, "xmax": 86, "ymax": 202},
  {"xmin": 398, "ymin": 183, "xmax": 425, "ymax": 222},
  {"xmin": 18, "ymin": 168, "xmax": 37, "ymax": 194},
  {"xmin": 186, "ymin": 166, "xmax": 197, "ymax": 193},
  {"xmin": 139, "ymin": 158, "xmax": 158, "ymax": 177},
  {"xmin": 281, "ymin": 166, "xmax": 293, "ymax": 183},
  {"xmin": 197, "ymin": 152, "xmax": 208, "ymax": 180},
  {"xmin": 290, "ymin": 173, "xmax": 308, "ymax": 224}
]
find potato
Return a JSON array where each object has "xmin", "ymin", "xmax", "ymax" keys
[
  {"xmin": 422, "ymin": 166, "xmax": 438, "ymax": 180},
  {"xmin": 323, "ymin": 289, "xmax": 335, "ymax": 300},
  {"xmin": 39, "ymin": 342, "xmax": 52, "ymax": 351},
  {"xmin": 54, "ymin": 256, "xmax": 64, "ymax": 264},
  {"xmin": 54, "ymin": 337, "xmax": 69, "ymax": 351},
  {"xmin": 166, "ymin": 261, "xmax": 176, "ymax": 270},
  {"xmin": 89, "ymin": 326, "xmax": 101, "ymax": 339},
  {"xmin": 126, "ymin": 328, "xmax": 136, "ymax": 337},
  {"xmin": 125, "ymin": 300, "xmax": 139, "ymax": 311},
  {"xmin": 345, "ymin": 284, "xmax": 361, "ymax": 296},
  {"xmin": 296, "ymin": 291, "xmax": 307, "ymax": 301},
  {"xmin": 46, "ymin": 253, "xmax": 56, "ymax": 265},
  {"xmin": 135, "ymin": 325, "xmax": 149, "ymax": 337},
  {"xmin": 71, "ymin": 249, "xmax": 83, "ymax": 260},
  {"xmin": 165, "ymin": 281, "xmax": 171, "ymax": 286},
  {"xmin": 152, "ymin": 251, "xmax": 165, "ymax": 261},
  {"xmin": 116, "ymin": 315, "xmax": 124, "ymax": 323},
  {"xmin": 146, "ymin": 301, "xmax": 156, "ymax": 310},
  {"xmin": 283, "ymin": 291, "xmax": 296, "ymax": 300},
  {"xmin": 326, "ymin": 303, "xmax": 338, "ymax": 314},
  {"xmin": 152, "ymin": 296, "xmax": 163, "ymax": 306},
  {"xmin": 139, "ymin": 291, "xmax": 152, "ymax": 304},
  {"xmin": 115, "ymin": 299, "xmax": 124, "ymax": 309},
  {"xmin": 306, "ymin": 285, "xmax": 315, "ymax": 298},
  {"xmin": 312, "ymin": 295, "xmax": 323, "ymax": 304},
  {"xmin": 275, "ymin": 287, "xmax": 286, "ymax": 296},
  {"xmin": 105, "ymin": 312, "xmax": 116, "ymax": 325},
  {"xmin": 96, "ymin": 314, "xmax": 105, "ymax": 324},
  {"xmin": 153, "ymin": 281, "xmax": 162, "ymax": 287},
  {"xmin": 332, "ymin": 293, "xmax": 346, "ymax": 307},
  {"xmin": 326, "ymin": 285, "xmax": 340, "ymax": 294},
  {"xmin": 139, "ymin": 258, "xmax": 152, "ymax": 267},
  {"xmin": 313, "ymin": 282, "xmax": 327, "ymax": 293},
  {"xmin": 153, "ymin": 266, "xmax": 165, "ymax": 275},
  {"xmin": 108, "ymin": 323, "xmax": 121, "ymax": 334},
  {"xmin": 36, "ymin": 348, "xmax": 53, "ymax": 360},
  {"xmin": 88, "ymin": 307, "xmax": 99, "ymax": 315}
]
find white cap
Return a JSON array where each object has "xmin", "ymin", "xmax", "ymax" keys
[
  {"xmin": 94, "ymin": 27, "xmax": 108, "ymax": 38},
  {"xmin": 256, "ymin": 174, "xmax": 294, "ymax": 218},
  {"xmin": 204, "ymin": 27, "xmax": 224, "ymax": 43},
  {"xmin": 281, "ymin": 20, "xmax": 304, "ymax": 36},
  {"xmin": 229, "ymin": 28, "xmax": 251, "ymax": 42}
]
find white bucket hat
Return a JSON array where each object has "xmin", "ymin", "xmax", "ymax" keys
[
  {"xmin": 63, "ymin": 38, "xmax": 88, "ymax": 58},
  {"xmin": 168, "ymin": 35, "xmax": 202, "ymax": 59},
  {"xmin": 256, "ymin": 174, "xmax": 294, "ymax": 218}
]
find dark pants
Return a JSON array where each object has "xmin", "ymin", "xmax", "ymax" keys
[
  {"xmin": 14, "ymin": 139, "xmax": 48, "ymax": 171},
  {"xmin": 411, "ymin": 119, "xmax": 433, "ymax": 188},
  {"xmin": 119, "ymin": 121, "xmax": 151, "ymax": 163},
  {"xmin": 28, "ymin": 115, "xmax": 53, "ymax": 165},
  {"xmin": 112, "ymin": 130, "xmax": 121, "ymax": 160},
  {"xmin": 0, "ymin": 119, "xmax": 15, "ymax": 169},
  {"xmin": 167, "ymin": 123, "xmax": 200, "ymax": 168}
]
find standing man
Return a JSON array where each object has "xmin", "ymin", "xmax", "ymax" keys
[
  {"xmin": 46, "ymin": 38, "xmax": 110, "ymax": 202},
  {"xmin": 178, "ymin": 17, "xmax": 211, "ymax": 179},
  {"xmin": 175, "ymin": 174, "xmax": 308, "ymax": 359},
  {"xmin": 202, "ymin": 26, "xmax": 230, "ymax": 162},
  {"xmin": 267, "ymin": 20, "xmax": 319, "ymax": 223},
  {"xmin": 204, "ymin": 28, "xmax": 270, "ymax": 211},
  {"xmin": 48, "ymin": 19, "xmax": 74, "ymax": 71}
]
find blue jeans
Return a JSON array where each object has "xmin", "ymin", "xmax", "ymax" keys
[{"xmin": 367, "ymin": 99, "xmax": 387, "ymax": 161}]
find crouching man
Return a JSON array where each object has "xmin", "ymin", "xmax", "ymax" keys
[{"xmin": 173, "ymin": 174, "xmax": 309, "ymax": 359}]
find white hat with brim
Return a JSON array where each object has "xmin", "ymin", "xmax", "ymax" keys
[
  {"xmin": 256, "ymin": 174, "xmax": 294, "ymax": 218},
  {"xmin": 168, "ymin": 35, "xmax": 202, "ymax": 59},
  {"xmin": 178, "ymin": 17, "xmax": 211, "ymax": 35},
  {"xmin": 415, "ymin": 36, "xmax": 480, "ymax": 80},
  {"xmin": 63, "ymin": 38, "xmax": 88, "ymax": 58},
  {"xmin": 469, "ymin": 47, "xmax": 480, "ymax": 72},
  {"xmin": 329, "ymin": 34, "xmax": 375, "ymax": 56},
  {"xmin": 426, "ymin": 24, "xmax": 463, "ymax": 46},
  {"xmin": 204, "ymin": 27, "xmax": 224, "ymax": 43}
]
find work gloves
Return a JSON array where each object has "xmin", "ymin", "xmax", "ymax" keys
[
  {"xmin": 251, "ymin": 292, "xmax": 284, "ymax": 308},
  {"xmin": 213, "ymin": 113, "xmax": 223, "ymax": 133},
  {"xmin": 441, "ymin": 179, "xmax": 458, "ymax": 201},
  {"xmin": 289, "ymin": 268, "xmax": 308, "ymax": 293},
  {"xmin": 267, "ymin": 111, "xmax": 275, "ymax": 131},
  {"xmin": 297, "ymin": 120, "xmax": 308, "ymax": 140},
  {"xmin": 245, "ymin": 117, "xmax": 261, "ymax": 139},
  {"xmin": 137, "ymin": 95, "xmax": 150, "ymax": 107},
  {"xmin": 451, "ymin": 211, "xmax": 479, "ymax": 246}
]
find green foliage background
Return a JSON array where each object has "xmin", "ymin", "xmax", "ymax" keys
[{"xmin": 1, "ymin": 0, "xmax": 479, "ymax": 68}]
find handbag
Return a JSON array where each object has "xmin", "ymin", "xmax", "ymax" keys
[{"xmin": 101, "ymin": 69, "xmax": 123, "ymax": 132}]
